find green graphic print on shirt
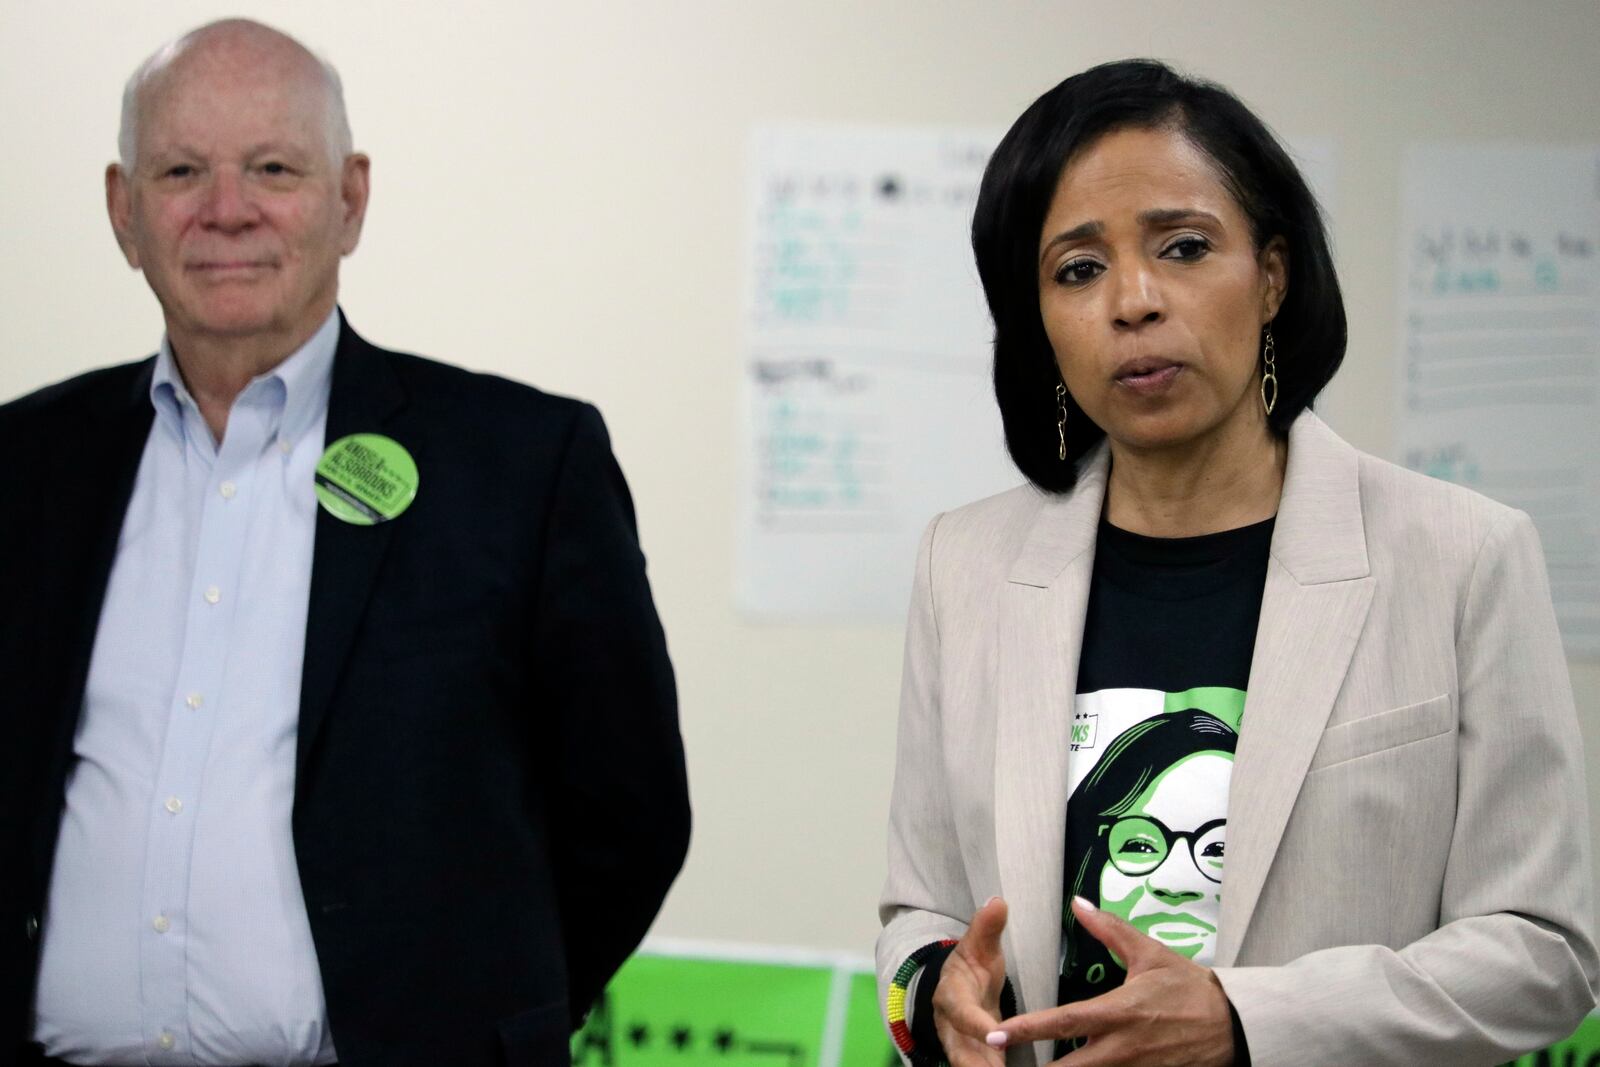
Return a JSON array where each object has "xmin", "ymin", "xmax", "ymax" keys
[{"xmin": 1059, "ymin": 686, "xmax": 1245, "ymax": 1013}]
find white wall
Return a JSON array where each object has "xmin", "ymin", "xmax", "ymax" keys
[{"xmin": 3, "ymin": 0, "xmax": 1597, "ymax": 956}]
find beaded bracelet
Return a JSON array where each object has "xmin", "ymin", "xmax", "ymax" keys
[
  {"xmin": 887, "ymin": 939, "xmax": 1019, "ymax": 1066},
  {"xmin": 887, "ymin": 939, "xmax": 958, "ymax": 1064}
]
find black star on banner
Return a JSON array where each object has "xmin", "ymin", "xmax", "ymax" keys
[
  {"xmin": 627, "ymin": 1023, "xmax": 649, "ymax": 1048},
  {"xmin": 670, "ymin": 1026, "xmax": 692, "ymax": 1051}
]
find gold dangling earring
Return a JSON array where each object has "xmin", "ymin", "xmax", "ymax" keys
[
  {"xmin": 1260, "ymin": 326, "xmax": 1279, "ymax": 416},
  {"xmin": 1056, "ymin": 383, "xmax": 1068, "ymax": 460}
]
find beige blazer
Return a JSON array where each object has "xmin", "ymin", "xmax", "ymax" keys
[{"xmin": 877, "ymin": 412, "xmax": 1598, "ymax": 1066}]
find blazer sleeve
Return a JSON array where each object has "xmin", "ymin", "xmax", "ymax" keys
[
  {"xmin": 877, "ymin": 514, "xmax": 983, "ymax": 1060},
  {"xmin": 532, "ymin": 404, "xmax": 691, "ymax": 1027},
  {"xmin": 1215, "ymin": 509, "xmax": 1600, "ymax": 1065}
]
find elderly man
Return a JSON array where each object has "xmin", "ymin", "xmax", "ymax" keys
[{"xmin": 2, "ymin": 19, "xmax": 689, "ymax": 1067}]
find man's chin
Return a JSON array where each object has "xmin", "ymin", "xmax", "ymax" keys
[{"xmin": 165, "ymin": 300, "xmax": 296, "ymax": 344}]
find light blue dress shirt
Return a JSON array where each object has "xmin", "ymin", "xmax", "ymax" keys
[{"xmin": 32, "ymin": 310, "xmax": 343, "ymax": 1066}]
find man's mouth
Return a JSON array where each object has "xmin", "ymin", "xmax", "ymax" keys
[{"xmin": 187, "ymin": 259, "xmax": 275, "ymax": 273}]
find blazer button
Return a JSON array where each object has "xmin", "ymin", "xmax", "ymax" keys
[{"xmin": 25, "ymin": 914, "xmax": 39, "ymax": 941}]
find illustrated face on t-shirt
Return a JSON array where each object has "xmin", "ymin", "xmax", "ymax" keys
[{"xmin": 1098, "ymin": 750, "xmax": 1231, "ymax": 961}]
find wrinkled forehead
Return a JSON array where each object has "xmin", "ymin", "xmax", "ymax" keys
[
  {"xmin": 137, "ymin": 34, "xmax": 332, "ymax": 155},
  {"xmin": 1049, "ymin": 127, "xmax": 1238, "ymax": 224}
]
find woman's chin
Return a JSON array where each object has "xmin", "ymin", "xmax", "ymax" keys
[{"xmin": 1103, "ymin": 416, "xmax": 1213, "ymax": 455}]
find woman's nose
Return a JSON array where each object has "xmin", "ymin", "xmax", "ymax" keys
[{"xmin": 1110, "ymin": 262, "xmax": 1164, "ymax": 329}]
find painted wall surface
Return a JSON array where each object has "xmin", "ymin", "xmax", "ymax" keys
[{"xmin": 3, "ymin": 0, "xmax": 1597, "ymax": 962}]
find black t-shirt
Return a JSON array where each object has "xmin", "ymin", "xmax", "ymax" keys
[{"xmin": 1056, "ymin": 516, "xmax": 1273, "ymax": 1051}]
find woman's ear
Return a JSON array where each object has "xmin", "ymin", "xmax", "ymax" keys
[{"xmin": 1259, "ymin": 236, "xmax": 1289, "ymax": 322}]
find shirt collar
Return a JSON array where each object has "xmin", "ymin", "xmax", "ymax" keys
[{"xmin": 149, "ymin": 307, "xmax": 340, "ymax": 449}]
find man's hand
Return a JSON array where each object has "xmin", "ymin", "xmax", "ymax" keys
[
  {"xmin": 931, "ymin": 896, "xmax": 1011, "ymax": 1066},
  {"xmin": 986, "ymin": 897, "xmax": 1235, "ymax": 1066}
]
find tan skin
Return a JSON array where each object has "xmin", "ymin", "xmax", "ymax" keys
[
  {"xmin": 105, "ymin": 21, "xmax": 370, "ymax": 443},
  {"xmin": 933, "ymin": 126, "xmax": 1289, "ymax": 1066}
]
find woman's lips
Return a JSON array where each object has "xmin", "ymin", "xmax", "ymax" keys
[{"xmin": 1114, "ymin": 361, "xmax": 1182, "ymax": 395}]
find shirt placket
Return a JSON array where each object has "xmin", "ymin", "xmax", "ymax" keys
[{"xmin": 139, "ymin": 392, "xmax": 275, "ymax": 1063}]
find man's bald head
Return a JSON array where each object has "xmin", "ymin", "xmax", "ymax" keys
[{"xmin": 118, "ymin": 19, "xmax": 352, "ymax": 171}]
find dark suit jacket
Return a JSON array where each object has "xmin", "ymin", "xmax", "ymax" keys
[{"xmin": 1, "ymin": 319, "xmax": 691, "ymax": 1067}]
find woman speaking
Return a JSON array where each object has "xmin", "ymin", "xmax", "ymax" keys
[{"xmin": 876, "ymin": 60, "xmax": 1596, "ymax": 1066}]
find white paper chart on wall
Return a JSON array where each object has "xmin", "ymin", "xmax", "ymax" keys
[
  {"xmin": 737, "ymin": 123, "xmax": 1009, "ymax": 620},
  {"xmin": 1398, "ymin": 145, "xmax": 1600, "ymax": 658},
  {"xmin": 736, "ymin": 124, "xmax": 1339, "ymax": 621}
]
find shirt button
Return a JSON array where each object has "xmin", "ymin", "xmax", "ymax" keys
[
  {"xmin": 219, "ymin": 480, "xmax": 237, "ymax": 499},
  {"xmin": 157, "ymin": 1031, "xmax": 175, "ymax": 1050},
  {"xmin": 165, "ymin": 796, "xmax": 183, "ymax": 815},
  {"xmin": 203, "ymin": 585, "xmax": 221, "ymax": 604},
  {"xmin": 152, "ymin": 915, "xmax": 170, "ymax": 934},
  {"xmin": 185, "ymin": 692, "xmax": 204, "ymax": 710}
]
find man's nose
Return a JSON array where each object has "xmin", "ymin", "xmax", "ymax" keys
[
  {"xmin": 1110, "ymin": 261, "xmax": 1164, "ymax": 330},
  {"xmin": 197, "ymin": 168, "xmax": 259, "ymax": 231}
]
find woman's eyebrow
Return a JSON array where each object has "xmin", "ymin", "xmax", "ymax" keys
[
  {"xmin": 1139, "ymin": 207, "xmax": 1223, "ymax": 229},
  {"xmin": 1039, "ymin": 221, "xmax": 1104, "ymax": 265}
]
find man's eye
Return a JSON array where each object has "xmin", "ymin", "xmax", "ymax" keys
[
  {"xmin": 1054, "ymin": 258, "xmax": 1104, "ymax": 285},
  {"xmin": 261, "ymin": 162, "xmax": 289, "ymax": 175},
  {"xmin": 164, "ymin": 165, "xmax": 195, "ymax": 179}
]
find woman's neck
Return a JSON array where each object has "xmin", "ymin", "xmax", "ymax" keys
[{"xmin": 1102, "ymin": 416, "xmax": 1288, "ymax": 538}]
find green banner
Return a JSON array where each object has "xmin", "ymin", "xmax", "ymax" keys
[
  {"xmin": 574, "ymin": 945, "xmax": 1600, "ymax": 1067},
  {"xmin": 571, "ymin": 949, "xmax": 896, "ymax": 1066}
]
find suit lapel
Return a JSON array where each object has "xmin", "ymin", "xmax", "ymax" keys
[
  {"xmin": 994, "ymin": 446, "xmax": 1106, "ymax": 1020},
  {"xmin": 36, "ymin": 362, "xmax": 156, "ymax": 826},
  {"xmin": 1214, "ymin": 414, "xmax": 1373, "ymax": 965},
  {"xmin": 295, "ymin": 319, "xmax": 407, "ymax": 785}
]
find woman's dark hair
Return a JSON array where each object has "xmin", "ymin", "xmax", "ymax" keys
[
  {"xmin": 974, "ymin": 59, "xmax": 1346, "ymax": 492},
  {"xmin": 1060, "ymin": 709, "xmax": 1237, "ymax": 1011}
]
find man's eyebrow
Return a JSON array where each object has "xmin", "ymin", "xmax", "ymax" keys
[
  {"xmin": 1039, "ymin": 221, "xmax": 1104, "ymax": 265},
  {"xmin": 247, "ymin": 142, "xmax": 312, "ymax": 159}
]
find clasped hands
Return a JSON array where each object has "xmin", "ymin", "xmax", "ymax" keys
[{"xmin": 931, "ymin": 896, "xmax": 1235, "ymax": 1066}]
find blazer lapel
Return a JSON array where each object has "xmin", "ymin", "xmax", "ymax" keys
[
  {"xmin": 36, "ymin": 362, "xmax": 156, "ymax": 823},
  {"xmin": 994, "ymin": 446, "xmax": 1107, "ymax": 1022},
  {"xmin": 295, "ymin": 318, "xmax": 407, "ymax": 786},
  {"xmin": 1214, "ymin": 413, "xmax": 1374, "ymax": 965}
]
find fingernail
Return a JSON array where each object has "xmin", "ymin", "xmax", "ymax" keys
[
  {"xmin": 984, "ymin": 895, "xmax": 1002, "ymax": 907},
  {"xmin": 1074, "ymin": 894, "xmax": 1097, "ymax": 912},
  {"xmin": 986, "ymin": 1031, "xmax": 1008, "ymax": 1048}
]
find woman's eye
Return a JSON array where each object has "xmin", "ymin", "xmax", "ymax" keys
[
  {"xmin": 1054, "ymin": 258, "xmax": 1104, "ymax": 285},
  {"xmin": 1163, "ymin": 236, "xmax": 1210, "ymax": 260},
  {"xmin": 1201, "ymin": 841, "xmax": 1225, "ymax": 858},
  {"xmin": 1117, "ymin": 839, "xmax": 1158, "ymax": 855}
]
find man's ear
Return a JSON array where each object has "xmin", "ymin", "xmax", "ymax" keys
[
  {"xmin": 338, "ymin": 153, "xmax": 371, "ymax": 256},
  {"xmin": 106, "ymin": 164, "xmax": 141, "ymax": 270},
  {"xmin": 1259, "ymin": 235, "xmax": 1289, "ymax": 322}
]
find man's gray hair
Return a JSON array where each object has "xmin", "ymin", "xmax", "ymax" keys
[{"xmin": 117, "ymin": 20, "xmax": 354, "ymax": 171}]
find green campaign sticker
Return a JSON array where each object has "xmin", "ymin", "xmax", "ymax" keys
[{"xmin": 314, "ymin": 434, "xmax": 418, "ymax": 525}]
